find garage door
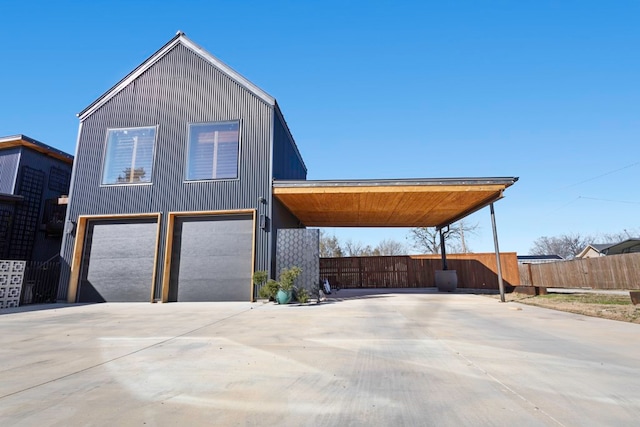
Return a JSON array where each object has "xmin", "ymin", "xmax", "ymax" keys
[
  {"xmin": 169, "ymin": 214, "xmax": 253, "ymax": 302},
  {"xmin": 78, "ymin": 218, "xmax": 158, "ymax": 302}
]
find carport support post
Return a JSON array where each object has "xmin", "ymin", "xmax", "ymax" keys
[
  {"xmin": 490, "ymin": 203, "xmax": 506, "ymax": 302},
  {"xmin": 439, "ymin": 228, "xmax": 448, "ymax": 270}
]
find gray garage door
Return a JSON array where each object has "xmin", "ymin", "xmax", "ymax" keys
[
  {"xmin": 78, "ymin": 218, "xmax": 158, "ymax": 302},
  {"xmin": 169, "ymin": 214, "xmax": 253, "ymax": 302}
]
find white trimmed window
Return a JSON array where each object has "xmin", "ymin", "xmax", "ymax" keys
[
  {"xmin": 102, "ymin": 126, "xmax": 157, "ymax": 185},
  {"xmin": 186, "ymin": 121, "xmax": 240, "ymax": 181}
]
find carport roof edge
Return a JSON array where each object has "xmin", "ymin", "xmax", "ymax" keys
[
  {"xmin": 273, "ymin": 177, "xmax": 518, "ymax": 188},
  {"xmin": 272, "ymin": 177, "xmax": 519, "ymax": 228}
]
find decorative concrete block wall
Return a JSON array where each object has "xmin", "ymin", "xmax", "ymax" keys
[
  {"xmin": 0, "ymin": 260, "xmax": 25, "ymax": 309},
  {"xmin": 276, "ymin": 229, "xmax": 319, "ymax": 291}
]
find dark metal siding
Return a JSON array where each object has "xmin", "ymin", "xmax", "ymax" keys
[
  {"xmin": 270, "ymin": 198, "xmax": 304, "ymax": 275},
  {"xmin": 59, "ymin": 43, "xmax": 273, "ymax": 300},
  {"xmin": 15, "ymin": 149, "xmax": 72, "ymax": 262},
  {"xmin": 0, "ymin": 148, "xmax": 20, "ymax": 194},
  {"xmin": 272, "ymin": 105, "xmax": 307, "ymax": 180},
  {"xmin": 0, "ymin": 202, "xmax": 14, "ymax": 258}
]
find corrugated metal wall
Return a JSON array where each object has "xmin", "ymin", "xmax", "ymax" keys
[
  {"xmin": 272, "ymin": 105, "xmax": 306, "ymax": 180},
  {"xmin": 59, "ymin": 43, "xmax": 273, "ymax": 300},
  {"xmin": 0, "ymin": 148, "xmax": 20, "ymax": 194},
  {"xmin": 270, "ymin": 198, "xmax": 304, "ymax": 275}
]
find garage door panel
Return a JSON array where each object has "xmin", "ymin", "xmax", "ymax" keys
[
  {"xmin": 79, "ymin": 220, "xmax": 157, "ymax": 302},
  {"xmin": 171, "ymin": 214, "xmax": 253, "ymax": 302}
]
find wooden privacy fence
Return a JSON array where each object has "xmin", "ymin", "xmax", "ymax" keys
[
  {"xmin": 320, "ymin": 253, "xmax": 519, "ymax": 290},
  {"xmin": 519, "ymin": 253, "xmax": 640, "ymax": 290}
]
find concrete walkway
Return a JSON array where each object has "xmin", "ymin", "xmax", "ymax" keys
[{"xmin": 1, "ymin": 290, "xmax": 639, "ymax": 426}]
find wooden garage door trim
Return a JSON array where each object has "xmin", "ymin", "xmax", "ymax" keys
[
  {"xmin": 161, "ymin": 209, "xmax": 256, "ymax": 303},
  {"xmin": 67, "ymin": 213, "xmax": 162, "ymax": 303}
]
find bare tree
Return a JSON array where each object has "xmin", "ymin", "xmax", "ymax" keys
[
  {"xmin": 529, "ymin": 233, "xmax": 591, "ymax": 259},
  {"xmin": 343, "ymin": 239, "xmax": 375, "ymax": 257},
  {"xmin": 599, "ymin": 228, "xmax": 639, "ymax": 242},
  {"xmin": 408, "ymin": 221, "xmax": 479, "ymax": 254},
  {"xmin": 530, "ymin": 228, "xmax": 640, "ymax": 259},
  {"xmin": 319, "ymin": 231, "xmax": 343, "ymax": 257},
  {"xmin": 375, "ymin": 238, "xmax": 407, "ymax": 255}
]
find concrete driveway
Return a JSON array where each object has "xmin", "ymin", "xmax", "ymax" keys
[{"xmin": 1, "ymin": 289, "xmax": 639, "ymax": 426}]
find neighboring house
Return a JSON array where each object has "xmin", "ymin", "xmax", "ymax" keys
[
  {"xmin": 0, "ymin": 135, "xmax": 73, "ymax": 261},
  {"xmin": 59, "ymin": 32, "xmax": 306, "ymax": 303},
  {"xmin": 517, "ymin": 255, "xmax": 563, "ymax": 264},
  {"xmin": 576, "ymin": 239, "xmax": 640, "ymax": 259}
]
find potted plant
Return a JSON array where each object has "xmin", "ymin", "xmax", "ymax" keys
[
  {"xmin": 275, "ymin": 266, "xmax": 302, "ymax": 304},
  {"xmin": 254, "ymin": 271, "xmax": 278, "ymax": 301},
  {"xmin": 253, "ymin": 267, "xmax": 302, "ymax": 304}
]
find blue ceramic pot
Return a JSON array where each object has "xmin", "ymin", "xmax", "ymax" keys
[{"xmin": 276, "ymin": 289, "xmax": 292, "ymax": 304}]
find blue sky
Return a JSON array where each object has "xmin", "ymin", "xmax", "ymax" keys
[{"xmin": 1, "ymin": 1, "xmax": 638, "ymax": 254}]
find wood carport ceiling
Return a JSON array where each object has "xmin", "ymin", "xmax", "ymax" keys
[{"xmin": 273, "ymin": 178, "xmax": 518, "ymax": 228}]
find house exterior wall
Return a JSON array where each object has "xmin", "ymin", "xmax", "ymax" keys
[
  {"xmin": 270, "ymin": 197, "xmax": 304, "ymax": 275},
  {"xmin": 272, "ymin": 105, "xmax": 306, "ymax": 180},
  {"xmin": 577, "ymin": 247, "xmax": 602, "ymax": 259},
  {"xmin": 0, "ymin": 146, "xmax": 71, "ymax": 261},
  {"xmin": 59, "ymin": 43, "xmax": 274, "ymax": 301},
  {"xmin": 0, "ymin": 203, "xmax": 15, "ymax": 259},
  {"xmin": 16, "ymin": 148, "xmax": 72, "ymax": 261}
]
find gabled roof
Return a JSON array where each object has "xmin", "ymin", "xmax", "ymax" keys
[
  {"xmin": 78, "ymin": 31, "xmax": 276, "ymax": 122},
  {"xmin": 0, "ymin": 134, "xmax": 73, "ymax": 164}
]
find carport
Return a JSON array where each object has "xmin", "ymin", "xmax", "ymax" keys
[{"xmin": 273, "ymin": 177, "xmax": 518, "ymax": 300}]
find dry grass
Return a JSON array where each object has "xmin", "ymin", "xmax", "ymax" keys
[{"xmin": 493, "ymin": 292, "xmax": 640, "ymax": 324}]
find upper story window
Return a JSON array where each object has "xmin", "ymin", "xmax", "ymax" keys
[
  {"xmin": 186, "ymin": 121, "xmax": 240, "ymax": 181},
  {"xmin": 102, "ymin": 126, "xmax": 157, "ymax": 185}
]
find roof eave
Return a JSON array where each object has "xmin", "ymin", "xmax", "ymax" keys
[
  {"xmin": 273, "ymin": 177, "xmax": 519, "ymax": 188},
  {"xmin": 0, "ymin": 134, "xmax": 74, "ymax": 164}
]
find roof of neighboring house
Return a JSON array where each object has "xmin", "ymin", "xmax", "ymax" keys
[
  {"xmin": 578, "ymin": 239, "xmax": 640, "ymax": 258},
  {"xmin": 0, "ymin": 134, "xmax": 73, "ymax": 164},
  {"xmin": 78, "ymin": 31, "xmax": 276, "ymax": 122},
  {"xmin": 591, "ymin": 243, "xmax": 614, "ymax": 252},
  {"xmin": 603, "ymin": 238, "xmax": 640, "ymax": 255}
]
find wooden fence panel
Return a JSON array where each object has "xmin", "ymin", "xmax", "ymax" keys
[
  {"xmin": 523, "ymin": 253, "xmax": 640, "ymax": 289},
  {"xmin": 320, "ymin": 253, "xmax": 519, "ymax": 289}
]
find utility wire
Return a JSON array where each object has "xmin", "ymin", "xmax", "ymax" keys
[
  {"xmin": 578, "ymin": 196, "xmax": 640, "ymax": 205},
  {"xmin": 558, "ymin": 161, "xmax": 639, "ymax": 191}
]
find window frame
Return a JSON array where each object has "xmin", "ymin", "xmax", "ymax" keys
[
  {"xmin": 100, "ymin": 125, "xmax": 158, "ymax": 186},
  {"xmin": 184, "ymin": 120, "xmax": 241, "ymax": 183}
]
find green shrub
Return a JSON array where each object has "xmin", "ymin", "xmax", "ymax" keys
[
  {"xmin": 278, "ymin": 266, "xmax": 302, "ymax": 291},
  {"xmin": 258, "ymin": 279, "xmax": 279, "ymax": 300},
  {"xmin": 296, "ymin": 286, "xmax": 310, "ymax": 304}
]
